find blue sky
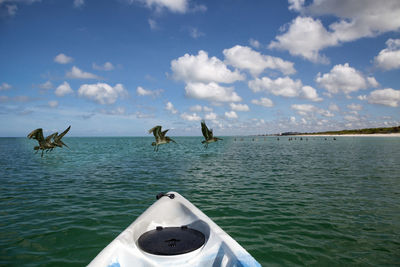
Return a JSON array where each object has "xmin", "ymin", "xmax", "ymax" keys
[{"xmin": 1, "ymin": 0, "xmax": 400, "ymax": 137}]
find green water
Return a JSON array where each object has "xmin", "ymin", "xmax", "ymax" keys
[{"xmin": 1, "ymin": 137, "xmax": 400, "ymax": 266}]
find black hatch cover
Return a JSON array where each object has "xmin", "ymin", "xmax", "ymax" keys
[{"xmin": 138, "ymin": 226, "xmax": 205, "ymax": 255}]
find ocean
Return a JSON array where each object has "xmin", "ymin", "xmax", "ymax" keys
[{"xmin": 1, "ymin": 136, "xmax": 399, "ymax": 266}]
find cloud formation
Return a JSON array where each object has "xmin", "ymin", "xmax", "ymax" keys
[
  {"xmin": 66, "ymin": 66, "xmax": 100, "ymax": 79},
  {"xmin": 374, "ymin": 39, "xmax": 400, "ymax": 70},
  {"xmin": 185, "ymin": 82, "xmax": 241, "ymax": 102},
  {"xmin": 223, "ymin": 45, "xmax": 296, "ymax": 76},
  {"xmin": 54, "ymin": 53, "xmax": 73, "ymax": 64},
  {"xmin": 230, "ymin": 103, "xmax": 249, "ymax": 112},
  {"xmin": 251, "ymin": 97, "xmax": 274, "ymax": 107},
  {"xmin": 78, "ymin": 83, "xmax": 127, "ymax": 104},
  {"xmin": 0, "ymin": 82, "xmax": 11, "ymax": 91},
  {"xmin": 181, "ymin": 112, "xmax": 201, "ymax": 121},
  {"xmin": 55, "ymin": 81, "xmax": 73, "ymax": 97},
  {"xmin": 165, "ymin": 101, "xmax": 178, "ymax": 114},
  {"xmin": 270, "ymin": 0, "xmax": 400, "ymax": 63},
  {"xmin": 225, "ymin": 110, "xmax": 238, "ymax": 119},
  {"xmin": 316, "ymin": 63, "xmax": 377, "ymax": 95},
  {"xmin": 171, "ymin": 50, "xmax": 245, "ymax": 84},
  {"xmin": 136, "ymin": 86, "xmax": 163, "ymax": 97},
  {"xmin": 92, "ymin": 62, "xmax": 114, "ymax": 71},
  {"xmin": 248, "ymin": 76, "xmax": 322, "ymax": 101},
  {"xmin": 367, "ymin": 88, "xmax": 400, "ymax": 107}
]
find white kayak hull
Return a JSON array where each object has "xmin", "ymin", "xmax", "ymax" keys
[{"xmin": 88, "ymin": 192, "xmax": 261, "ymax": 267}]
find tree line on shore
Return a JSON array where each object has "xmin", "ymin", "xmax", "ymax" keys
[{"xmin": 299, "ymin": 125, "xmax": 400, "ymax": 135}]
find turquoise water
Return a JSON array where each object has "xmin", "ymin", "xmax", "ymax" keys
[{"xmin": 1, "ymin": 136, "xmax": 400, "ymax": 266}]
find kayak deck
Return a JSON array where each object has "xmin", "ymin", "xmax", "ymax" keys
[{"xmin": 88, "ymin": 192, "xmax": 261, "ymax": 267}]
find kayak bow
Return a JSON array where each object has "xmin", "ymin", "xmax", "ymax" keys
[{"xmin": 88, "ymin": 192, "xmax": 261, "ymax": 267}]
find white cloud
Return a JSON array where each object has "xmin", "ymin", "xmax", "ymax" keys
[
  {"xmin": 48, "ymin": 100, "xmax": 58, "ymax": 108},
  {"xmin": 357, "ymin": 95, "xmax": 367, "ymax": 101},
  {"xmin": 374, "ymin": 39, "xmax": 400, "ymax": 70},
  {"xmin": 148, "ymin": 19, "xmax": 158, "ymax": 30},
  {"xmin": 205, "ymin": 112, "xmax": 217, "ymax": 120},
  {"xmin": 66, "ymin": 66, "xmax": 100, "ymax": 79},
  {"xmin": 189, "ymin": 105, "xmax": 212, "ymax": 112},
  {"xmin": 223, "ymin": 45, "xmax": 295, "ymax": 76},
  {"xmin": 347, "ymin": 103, "xmax": 363, "ymax": 111},
  {"xmin": 288, "ymin": 0, "xmax": 304, "ymax": 11},
  {"xmin": 344, "ymin": 115, "xmax": 359, "ymax": 122},
  {"xmin": 230, "ymin": 103, "xmax": 249, "ymax": 112},
  {"xmin": 367, "ymin": 88, "xmax": 400, "ymax": 107},
  {"xmin": 142, "ymin": 0, "xmax": 188, "ymax": 13},
  {"xmin": 100, "ymin": 107, "xmax": 126, "ymax": 116},
  {"xmin": 271, "ymin": 1, "xmax": 400, "ymax": 63},
  {"xmin": 73, "ymin": 0, "xmax": 84, "ymax": 8},
  {"xmin": 92, "ymin": 62, "xmax": 114, "ymax": 71},
  {"xmin": 301, "ymin": 85, "xmax": 323, "ymax": 102},
  {"xmin": 136, "ymin": 86, "xmax": 163, "ymax": 97},
  {"xmin": 251, "ymin": 97, "xmax": 274, "ymax": 107},
  {"xmin": 165, "ymin": 101, "xmax": 178, "ymax": 114},
  {"xmin": 303, "ymin": 0, "xmax": 400, "ymax": 42},
  {"xmin": 0, "ymin": 82, "xmax": 11, "ymax": 91},
  {"xmin": 1, "ymin": 0, "xmax": 40, "ymax": 17},
  {"xmin": 203, "ymin": 106, "xmax": 213, "ymax": 112},
  {"xmin": 248, "ymin": 76, "xmax": 322, "ymax": 101},
  {"xmin": 185, "ymin": 82, "xmax": 241, "ymax": 102},
  {"xmin": 39, "ymin": 81, "xmax": 53, "ymax": 90},
  {"xmin": 188, "ymin": 27, "xmax": 204, "ymax": 39},
  {"xmin": 54, "ymin": 53, "xmax": 73, "ymax": 64},
  {"xmin": 225, "ymin": 111, "xmax": 238, "ymax": 119},
  {"xmin": 329, "ymin": 103, "xmax": 340, "ymax": 112},
  {"xmin": 316, "ymin": 63, "xmax": 377, "ymax": 95},
  {"xmin": 78, "ymin": 83, "xmax": 128, "ymax": 104},
  {"xmin": 171, "ymin": 50, "xmax": 245, "ymax": 84},
  {"xmin": 291, "ymin": 104, "xmax": 334, "ymax": 117},
  {"xmin": 249, "ymin": 38, "xmax": 261, "ymax": 49},
  {"xmin": 189, "ymin": 105, "xmax": 202, "ymax": 112},
  {"xmin": 55, "ymin": 81, "xmax": 73, "ymax": 97},
  {"xmin": 181, "ymin": 112, "xmax": 201, "ymax": 121},
  {"xmin": 269, "ymin": 17, "xmax": 337, "ymax": 63}
]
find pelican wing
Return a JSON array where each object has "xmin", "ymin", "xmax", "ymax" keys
[
  {"xmin": 27, "ymin": 128, "xmax": 44, "ymax": 142},
  {"xmin": 46, "ymin": 132, "xmax": 58, "ymax": 142},
  {"xmin": 55, "ymin": 125, "xmax": 71, "ymax": 141},
  {"xmin": 201, "ymin": 121, "xmax": 212, "ymax": 140},
  {"xmin": 161, "ymin": 129, "xmax": 169, "ymax": 138},
  {"xmin": 148, "ymin": 126, "xmax": 162, "ymax": 141}
]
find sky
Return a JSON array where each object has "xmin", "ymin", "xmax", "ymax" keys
[{"xmin": 1, "ymin": 0, "xmax": 400, "ymax": 137}]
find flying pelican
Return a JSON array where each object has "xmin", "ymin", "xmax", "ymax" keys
[
  {"xmin": 52, "ymin": 125, "xmax": 71, "ymax": 150},
  {"xmin": 148, "ymin": 125, "xmax": 176, "ymax": 151},
  {"xmin": 27, "ymin": 128, "xmax": 57, "ymax": 157},
  {"xmin": 201, "ymin": 120, "xmax": 222, "ymax": 148}
]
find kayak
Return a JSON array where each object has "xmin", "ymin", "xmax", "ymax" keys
[{"xmin": 88, "ymin": 192, "xmax": 261, "ymax": 267}]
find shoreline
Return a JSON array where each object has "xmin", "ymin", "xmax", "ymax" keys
[{"xmin": 295, "ymin": 133, "xmax": 400, "ymax": 137}]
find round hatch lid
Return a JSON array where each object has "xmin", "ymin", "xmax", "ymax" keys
[{"xmin": 138, "ymin": 226, "xmax": 205, "ymax": 255}]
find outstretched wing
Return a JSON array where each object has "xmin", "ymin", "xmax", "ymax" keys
[
  {"xmin": 201, "ymin": 120, "xmax": 213, "ymax": 140},
  {"xmin": 161, "ymin": 129, "xmax": 169, "ymax": 138},
  {"xmin": 27, "ymin": 128, "xmax": 44, "ymax": 142},
  {"xmin": 55, "ymin": 125, "xmax": 71, "ymax": 141},
  {"xmin": 148, "ymin": 125, "xmax": 162, "ymax": 141},
  {"xmin": 46, "ymin": 132, "xmax": 58, "ymax": 142}
]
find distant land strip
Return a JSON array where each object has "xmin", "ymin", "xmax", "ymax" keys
[{"xmin": 281, "ymin": 126, "xmax": 400, "ymax": 136}]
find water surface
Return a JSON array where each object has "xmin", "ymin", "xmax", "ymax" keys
[{"xmin": 1, "ymin": 137, "xmax": 399, "ymax": 266}]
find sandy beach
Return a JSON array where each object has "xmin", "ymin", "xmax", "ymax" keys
[{"xmin": 297, "ymin": 133, "xmax": 400, "ymax": 137}]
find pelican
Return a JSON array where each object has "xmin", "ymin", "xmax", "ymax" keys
[
  {"xmin": 52, "ymin": 125, "xmax": 71, "ymax": 149},
  {"xmin": 27, "ymin": 128, "xmax": 57, "ymax": 157},
  {"xmin": 148, "ymin": 125, "xmax": 176, "ymax": 151},
  {"xmin": 201, "ymin": 120, "xmax": 222, "ymax": 148}
]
